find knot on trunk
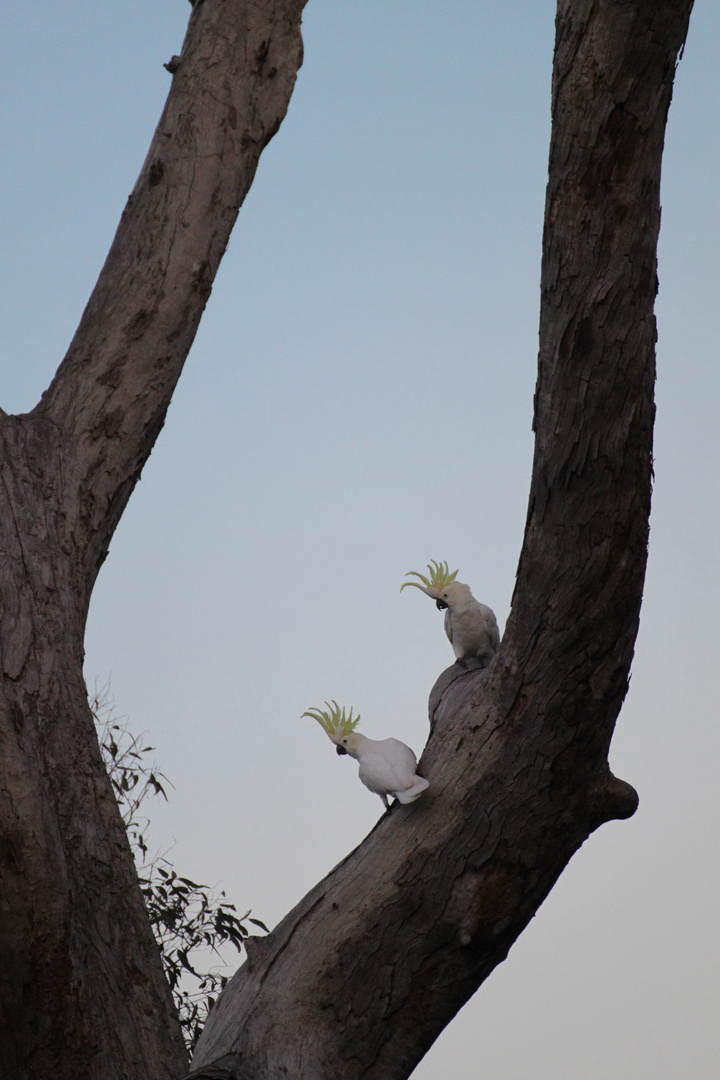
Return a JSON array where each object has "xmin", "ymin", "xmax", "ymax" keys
[{"xmin": 585, "ymin": 770, "xmax": 639, "ymax": 830}]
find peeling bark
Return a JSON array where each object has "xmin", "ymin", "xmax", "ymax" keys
[
  {"xmin": 188, "ymin": 3, "xmax": 694, "ymax": 1078},
  {"xmin": 0, "ymin": 3, "xmax": 307, "ymax": 1079}
]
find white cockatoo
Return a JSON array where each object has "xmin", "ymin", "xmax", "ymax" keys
[
  {"xmin": 303, "ymin": 701, "xmax": 430, "ymax": 810},
  {"xmin": 401, "ymin": 560, "xmax": 500, "ymax": 666}
]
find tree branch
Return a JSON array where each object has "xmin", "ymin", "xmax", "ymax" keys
[
  {"xmin": 30, "ymin": 0, "xmax": 307, "ymax": 590},
  {"xmin": 0, "ymin": 5, "xmax": 308, "ymax": 1078},
  {"xmin": 188, "ymin": 2, "xmax": 694, "ymax": 1078}
]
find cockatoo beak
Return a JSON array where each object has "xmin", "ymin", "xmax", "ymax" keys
[
  {"xmin": 436, "ymin": 598, "xmax": 448, "ymax": 610},
  {"xmin": 336, "ymin": 745, "xmax": 348, "ymax": 756}
]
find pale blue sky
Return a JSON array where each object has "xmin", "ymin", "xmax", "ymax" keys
[{"xmin": 2, "ymin": 3, "xmax": 719, "ymax": 1077}]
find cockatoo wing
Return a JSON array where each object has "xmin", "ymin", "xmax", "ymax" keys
[
  {"xmin": 357, "ymin": 738, "xmax": 419, "ymax": 795},
  {"xmin": 479, "ymin": 602, "xmax": 501, "ymax": 649},
  {"xmin": 444, "ymin": 608, "xmax": 453, "ymax": 648},
  {"xmin": 447, "ymin": 599, "xmax": 500, "ymax": 661}
]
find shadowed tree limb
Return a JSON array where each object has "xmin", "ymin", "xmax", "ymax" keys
[
  {"xmin": 188, "ymin": 3, "xmax": 694, "ymax": 1078},
  {"xmin": 0, "ymin": 3, "xmax": 307, "ymax": 1079}
]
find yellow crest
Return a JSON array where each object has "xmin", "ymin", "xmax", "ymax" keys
[
  {"xmin": 302, "ymin": 700, "xmax": 360, "ymax": 738},
  {"xmin": 400, "ymin": 560, "xmax": 458, "ymax": 592}
]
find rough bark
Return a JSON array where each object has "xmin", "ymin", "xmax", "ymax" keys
[
  {"xmin": 0, "ymin": 3, "xmax": 306, "ymax": 1079},
  {"xmin": 187, "ymin": 3, "xmax": 694, "ymax": 1079}
]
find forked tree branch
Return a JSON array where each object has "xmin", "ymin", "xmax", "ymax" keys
[{"xmin": 0, "ymin": 2, "xmax": 696, "ymax": 1078}]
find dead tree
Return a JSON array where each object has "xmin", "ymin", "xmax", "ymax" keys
[{"xmin": 0, "ymin": 2, "xmax": 694, "ymax": 1080}]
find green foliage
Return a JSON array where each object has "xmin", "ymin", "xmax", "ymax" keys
[{"xmin": 91, "ymin": 687, "xmax": 266, "ymax": 1051}]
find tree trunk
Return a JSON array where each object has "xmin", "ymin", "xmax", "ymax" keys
[
  {"xmin": 0, "ymin": 0, "xmax": 696, "ymax": 1078},
  {"xmin": 0, "ymin": 3, "xmax": 307, "ymax": 1079},
  {"xmin": 187, "ymin": 3, "xmax": 694, "ymax": 1079}
]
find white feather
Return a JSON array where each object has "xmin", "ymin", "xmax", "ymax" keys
[
  {"xmin": 441, "ymin": 582, "xmax": 500, "ymax": 664},
  {"xmin": 403, "ymin": 575, "xmax": 500, "ymax": 665},
  {"xmin": 336, "ymin": 732, "xmax": 430, "ymax": 809}
]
